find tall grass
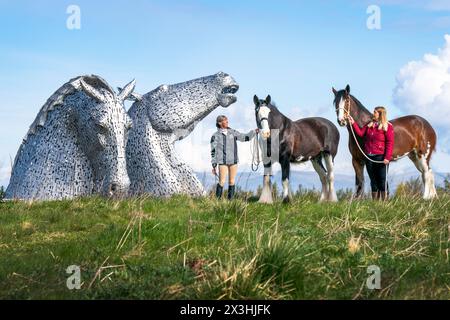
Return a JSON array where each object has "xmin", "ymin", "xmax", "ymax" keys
[{"xmin": 0, "ymin": 191, "xmax": 448, "ymax": 299}]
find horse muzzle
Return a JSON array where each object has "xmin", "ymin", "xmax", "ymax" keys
[{"xmin": 338, "ymin": 119, "xmax": 347, "ymax": 127}]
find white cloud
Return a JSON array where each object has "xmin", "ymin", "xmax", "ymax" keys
[{"xmin": 393, "ymin": 34, "xmax": 450, "ymax": 129}]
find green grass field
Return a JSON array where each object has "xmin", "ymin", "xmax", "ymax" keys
[{"xmin": 0, "ymin": 191, "xmax": 449, "ymax": 300}]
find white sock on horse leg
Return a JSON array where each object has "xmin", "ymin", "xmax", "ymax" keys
[
  {"xmin": 259, "ymin": 175, "xmax": 273, "ymax": 204},
  {"xmin": 311, "ymin": 159, "xmax": 327, "ymax": 202},
  {"xmin": 282, "ymin": 178, "xmax": 289, "ymax": 199},
  {"xmin": 324, "ymin": 154, "xmax": 338, "ymax": 202}
]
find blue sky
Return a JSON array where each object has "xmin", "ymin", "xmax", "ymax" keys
[{"xmin": 1, "ymin": 0, "xmax": 450, "ymax": 187}]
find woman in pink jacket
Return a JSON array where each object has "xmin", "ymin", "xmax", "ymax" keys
[{"xmin": 347, "ymin": 106, "xmax": 394, "ymax": 200}]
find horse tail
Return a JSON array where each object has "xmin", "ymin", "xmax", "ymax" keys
[
  {"xmin": 417, "ymin": 116, "xmax": 437, "ymax": 167},
  {"xmin": 315, "ymin": 152, "xmax": 327, "ymax": 173},
  {"xmin": 322, "ymin": 121, "xmax": 340, "ymax": 160}
]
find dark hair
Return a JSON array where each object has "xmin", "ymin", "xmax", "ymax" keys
[{"xmin": 216, "ymin": 115, "xmax": 227, "ymax": 128}]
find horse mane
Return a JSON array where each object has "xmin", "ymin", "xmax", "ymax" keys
[
  {"xmin": 349, "ymin": 94, "xmax": 371, "ymax": 116},
  {"xmin": 24, "ymin": 75, "xmax": 114, "ymax": 142},
  {"xmin": 268, "ymin": 101, "xmax": 293, "ymax": 124}
]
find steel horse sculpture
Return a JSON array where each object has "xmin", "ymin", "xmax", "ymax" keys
[
  {"xmin": 125, "ymin": 72, "xmax": 239, "ymax": 197},
  {"xmin": 6, "ymin": 75, "xmax": 136, "ymax": 200}
]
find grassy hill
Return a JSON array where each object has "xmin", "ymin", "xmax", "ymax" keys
[{"xmin": 0, "ymin": 191, "xmax": 449, "ymax": 299}]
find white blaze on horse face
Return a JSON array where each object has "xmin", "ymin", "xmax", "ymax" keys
[
  {"xmin": 337, "ymin": 97, "xmax": 346, "ymax": 126},
  {"xmin": 258, "ymin": 106, "xmax": 271, "ymax": 138}
]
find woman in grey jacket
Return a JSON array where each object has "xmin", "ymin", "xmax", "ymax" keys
[{"xmin": 210, "ymin": 115, "xmax": 259, "ymax": 200}]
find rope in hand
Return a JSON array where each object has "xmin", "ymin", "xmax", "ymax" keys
[
  {"xmin": 251, "ymin": 131, "xmax": 261, "ymax": 172},
  {"xmin": 348, "ymin": 120, "xmax": 389, "ymax": 195},
  {"xmin": 339, "ymin": 98, "xmax": 390, "ymax": 195}
]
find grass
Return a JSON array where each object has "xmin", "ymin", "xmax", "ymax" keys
[{"xmin": 0, "ymin": 191, "xmax": 449, "ymax": 300}]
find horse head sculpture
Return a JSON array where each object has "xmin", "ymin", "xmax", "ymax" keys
[
  {"xmin": 126, "ymin": 72, "xmax": 239, "ymax": 197},
  {"xmin": 6, "ymin": 75, "xmax": 135, "ymax": 200}
]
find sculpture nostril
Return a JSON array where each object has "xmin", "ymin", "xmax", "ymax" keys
[{"xmin": 110, "ymin": 183, "xmax": 118, "ymax": 193}]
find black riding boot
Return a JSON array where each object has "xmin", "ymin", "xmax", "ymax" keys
[
  {"xmin": 215, "ymin": 184, "xmax": 223, "ymax": 199},
  {"xmin": 227, "ymin": 185, "xmax": 236, "ymax": 200}
]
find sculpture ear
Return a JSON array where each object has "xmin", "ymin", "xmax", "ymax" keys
[
  {"xmin": 118, "ymin": 79, "xmax": 137, "ymax": 102},
  {"xmin": 265, "ymin": 95, "xmax": 271, "ymax": 104},
  {"xmin": 345, "ymin": 84, "xmax": 351, "ymax": 94},
  {"xmin": 332, "ymin": 87, "xmax": 338, "ymax": 96},
  {"xmin": 80, "ymin": 79, "xmax": 106, "ymax": 103},
  {"xmin": 118, "ymin": 87, "xmax": 142, "ymax": 102},
  {"xmin": 253, "ymin": 95, "xmax": 259, "ymax": 106}
]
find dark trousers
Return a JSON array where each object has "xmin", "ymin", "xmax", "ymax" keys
[{"xmin": 365, "ymin": 154, "xmax": 389, "ymax": 192}]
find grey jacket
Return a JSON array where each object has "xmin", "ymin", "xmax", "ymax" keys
[{"xmin": 210, "ymin": 128, "xmax": 256, "ymax": 167}]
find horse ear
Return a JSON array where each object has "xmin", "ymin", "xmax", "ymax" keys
[
  {"xmin": 80, "ymin": 79, "xmax": 106, "ymax": 103},
  {"xmin": 332, "ymin": 87, "xmax": 338, "ymax": 96},
  {"xmin": 118, "ymin": 79, "xmax": 137, "ymax": 102},
  {"xmin": 345, "ymin": 85, "xmax": 351, "ymax": 94},
  {"xmin": 265, "ymin": 95, "xmax": 271, "ymax": 104},
  {"xmin": 253, "ymin": 95, "xmax": 259, "ymax": 106}
]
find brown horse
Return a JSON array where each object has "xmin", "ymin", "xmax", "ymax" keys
[
  {"xmin": 332, "ymin": 85, "xmax": 437, "ymax": 199},
  {"xmin": 254, "ymin": 95, "xmax": 340, "ymax": 203}
]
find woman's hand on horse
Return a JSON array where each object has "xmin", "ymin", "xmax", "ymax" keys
[
  {"xmin": 346, "ymin": 115, "xmax": 355, "ymax": 124},
  {"xmin": 384, "ymin": 159, "xmax": 390, "ymax": 165}
]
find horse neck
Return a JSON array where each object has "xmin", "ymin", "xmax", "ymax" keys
[
  {"xmin": 270, "ymin": 105, "xmax": 291, "ymax": 132},
  {"xmin": 349, "ymin": 96, "xmax": 372, "ymax": 128}
]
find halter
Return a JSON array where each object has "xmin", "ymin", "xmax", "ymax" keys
[
  {"xmin": 335, "ymin": 95, "xmax": 351, "ymax": 118},
  {"xmin": 338, "ymin": 94, "xmax": 391, "ymax": 195},
  {"xmin": 255, "ymin": 104, "xmax": 270, "ymax": 129},
  {"xmin": 252, "ymin": 104, "xmax": 270, "ymax": 171}
]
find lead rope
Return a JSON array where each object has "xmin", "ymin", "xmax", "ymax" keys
[
  {"xmin": 340, "ymin": 98, "xmax": 390, "ymax": 196},
  {"xmin": 251, "ymin": 131, "xmax": 261, "ymax": 172}
]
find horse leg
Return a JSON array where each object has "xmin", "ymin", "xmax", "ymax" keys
[
  {"xmin": 409, "ymin": 152, "xmax": 437, "ymax": 200},
  {"xmin": 281, "ymin": 156, "xmax": 292, "ymax": 203},
  {"xmin": 352, "ymin": 157, "xmax": 365, "ymax": 198},
  {"xmin": 258, "ymin": 162, "xmax": 273, "ymax": 204},
  {"xmin": 311, "ymin": 156, "xmax": 328, "ymax": 202},
  {"xmin": 426, "ymin": 148, "xmax": 438, "ymax": 199},
  {"xmin": 324, "ymin": 153, "xmax": 338, "ymax": 202}
]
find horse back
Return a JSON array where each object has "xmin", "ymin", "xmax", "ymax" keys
[
  {"xmin": 391, "ymin": 115, "xmax": 437, "ymax": 157},
  {"xmin": 290, "ymin": 117, "xmax": 340, "ymax": 157}
]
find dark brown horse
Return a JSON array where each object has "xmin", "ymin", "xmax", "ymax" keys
[
  {"xmin": 332, "ymin": 85, "xmax": 437, "ymax": 199},
  {"xmin": 254, "ymin": 95, "xmax": 340, "ymax": 203}
]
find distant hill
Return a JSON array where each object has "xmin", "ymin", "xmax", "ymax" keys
[
  {"xmin": 1, "ymin": 170, "xmax": 448, "ymax": 194},
  {"xmin": 196, "ymin": 170, "xmax": 449, "ymax": 194}
]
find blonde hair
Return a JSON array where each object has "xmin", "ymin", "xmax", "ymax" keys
[{"xmin": 368, "ymin": 106, "xmax": 389, "ymax": 131}]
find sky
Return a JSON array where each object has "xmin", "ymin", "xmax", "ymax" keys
[{"xmin": 1, "ymin": 0, "xmax": 450, "ymax": 188}]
